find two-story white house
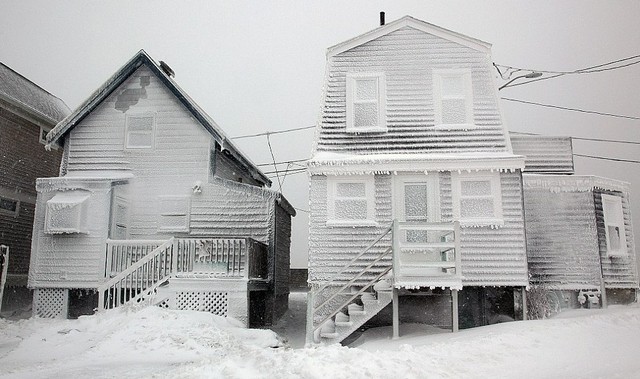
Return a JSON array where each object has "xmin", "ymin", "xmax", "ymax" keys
[{"xmin": 307, "ymin": 16, "xmax": 528, "ymax": 344}]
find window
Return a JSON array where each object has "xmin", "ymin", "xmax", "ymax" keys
[
  {"xmin": 125, "ymin": 113, "xmax": 155, "ymax": 149},
  {"xmin": 158, "ymin": 196, "xmax": 190, "ymax": 232},
  {"xmin": 327, "ymin": 176, "xmax": 375, "ymax": 225},
  {"xmin": 44, "ymin": 191, "xmax": 90, "ymax": 234},
  {"xmin": 601, "ymin": 194, "xmax": 627, "ymax": 257},
  {"xmin": 39, "ymin": 126, "xmax": 51, "ymax": 145},
  {"xmin": 433, "ymin": 70, "xmax": 473, "ymax": 127},
  {"xmin": 0, "ymin": 197, "xmax": 19, "ymax": 217},
  {"xmin": 346, "ymin": 73, "xmax": 386, "ymax": 132},
  {"xmin": 110, "ymin": 197, "xmax": 128, "ymax": 239},
  {"xmin": 451, "ymin": 172, "xmax": 503, "ymax": 226}
]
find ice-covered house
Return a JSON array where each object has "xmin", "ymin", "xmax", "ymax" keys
[
  {"xmin": 0, "ymin": 62, "xmax": 70, "ymax": 311},
  {"xmin": 511, "ymin": 134, "xmax": 638, "ymax": 313},
  {"xmin": 306, "ymin": 16, "xmax": 528, "ymax": 344},
  {"xmin": 28, "ymin": 50, "xmax": 295, "ymax": 326}
]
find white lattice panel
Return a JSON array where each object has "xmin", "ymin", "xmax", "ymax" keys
[
  {"xmin": 176, "ymin": 291, "xmax": 228, "ymax": 316},
  {"xmin": 33, "ymin": 288, "xmax": 68, "ymax": 318}
]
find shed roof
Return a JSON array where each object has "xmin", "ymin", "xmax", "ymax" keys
[
  {"xmin": 0, "ymin": 62, "xmax": 70, "ymax": 124},
  {"xmin": 327, "ymin": 15, "xmax": 492, "ymax": 57},
  {"xmin": 47, "ymin": 50, "xmax": 270, "ymax": 187}
]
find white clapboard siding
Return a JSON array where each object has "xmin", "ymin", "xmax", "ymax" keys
[
  {"xmin": 510, "ymin": 134, "xmax": 574, "ymax": 174},
  {"xmin": 316, "ymin": 26, "xmax": 508, "ymax": 155}
]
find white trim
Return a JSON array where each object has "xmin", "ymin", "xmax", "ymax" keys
[
  {"xmin": 346, "ymin": 73, "xmax": 386, "ymax": 133},
  {"xmin": 451, "ymin": 171, "xmax": 503, "ymax": 227},
  {"xmin": 601, "ymin": 194, "xmax": 628, "ymax": 257},
  {"xmin": 327, "ymin": 16, "xmax": 491, "ymax": 58},
  {"xmin": 392, "ymin": 173, "xmax": 440, "ymax": 223},
  {"xmin": 44, "ymin": 191, "xmax": 90, "ymax": 234},
  {"xmin": 125, "ymin": 112, "xmax": 156, "ymax": 149},
  {"xmin": 158, "ymin": 195, "xmax": 191, "ymax": 232},
  {"xmin": 433, "ymin": 69, "xmax": 474, "ymax": 128},
  {"xmin": 326, "ymin": 175, "xmax": 375, "ymax": 225}
]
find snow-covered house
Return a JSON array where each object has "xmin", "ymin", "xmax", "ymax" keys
[
  {"xmin": 0, "ymin": 62, "xmax": 70, "ymax": 311},
  {"xmin": 28, "ymin": 50, "xmax": 295, "ymax": 326},
  {"xmin": 306, "ymin": 16, "xmax": 528, "ymax": 344},
  {"xmin": 511, "ymin": 134, "xmax": 638, "ymax": 312}
]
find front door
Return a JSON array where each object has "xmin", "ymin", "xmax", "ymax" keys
[{"xmin": 393, "ymin": 174, "xmax": 440, "ymax": 228}]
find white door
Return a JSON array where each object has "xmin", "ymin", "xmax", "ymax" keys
[{"xmin": 394, "ymin": 174, "xmax": 440, "ymax": 226}]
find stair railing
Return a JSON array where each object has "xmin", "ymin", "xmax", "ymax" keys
[{"xmin": 97, "ymin": 238, "xmax": 175, "ymax": 311}]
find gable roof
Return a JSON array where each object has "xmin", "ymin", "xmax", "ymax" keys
[
  {"xmin": 48, "ymin": 50, "xmax": 270, "ymax": 186},
  {"xmin": 0, "ymin": 62, "xmax": 70, "ymax": 125},
  {"xmin": 327, "ymin": 15, "xmax": 492, "ymax": 57}
]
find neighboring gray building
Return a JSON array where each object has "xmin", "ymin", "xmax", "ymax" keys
[{"xmin": 29, "ymin": 50, "xmax": 295, "ymax": 325}]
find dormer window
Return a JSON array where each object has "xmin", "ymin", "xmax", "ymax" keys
[
  {"xmin": 433, "ymin": 70, "xmax": 473, "ymax": 127},
  {"xmin": 346, "ymin": 73, "xmax": 386, "ymax": 132},
  {"xmin": 125, "ymin": 113, "xmax": 155, "ymax": 149}
]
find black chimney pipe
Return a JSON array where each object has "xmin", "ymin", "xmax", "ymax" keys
[{"xmin": 380, "ymin": 11, "xmax": 385, "ymax": 26}]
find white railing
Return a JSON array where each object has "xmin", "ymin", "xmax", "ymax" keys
[
  {"xmin": 106, "ymin": 239, "xmax": 165, "ymax": 278},
  {"xmin": 0, "ymin": 245, "xmax": 8, "ymax": 313},
  {"xmin": 98, "ymin": 238, "xmax": 174, "ymax": 311}
]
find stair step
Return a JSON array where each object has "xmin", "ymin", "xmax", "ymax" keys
[
  {"xmin": 335, "ymin": 321, "xmax": 353, "ymax": 327},
  {"xmin": 347, "ymin": 303, "xmax": 364, "ymax": 315},
  {"xmin": 320, "ymin": 332, "xmax": 340, "ymax": 339}
]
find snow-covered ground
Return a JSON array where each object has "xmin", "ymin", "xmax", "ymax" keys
[{"xmin": 1, "ymin": 292, "xmax": 639, "ymax": 379}]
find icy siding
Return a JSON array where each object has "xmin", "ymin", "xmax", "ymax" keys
[
  {"xmin": 523, "ymin": 188, "xmax": 602, "ymax": 289},
  {"xmin": 510, "ymin": 134, "xmax": 574, "ymax": 174},
  {"xmin": 308, "ymin": 171, "xmax": 528, "ymax": 287},
  {"xmin": 315, "ymin": 26, "xmax": 509, "ymax": 155}
]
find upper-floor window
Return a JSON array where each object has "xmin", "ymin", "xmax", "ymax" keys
[
  {"xmin": 346, "ymin": 73, "xmax": 386, "ymax": 133},
  {"xmin": 125, "ymin": 113, "xmax": 155, "ymax": 149},
  {"xmin": 601, "ymin": 194, "xmax": 627, "ymax": 257},
  {"xmin": 433, "ymin": 70, "xmax": 473, "ymax": 127},
  {"xmin": 452, "ymin": 172, "xmax": 503, "ymax": 227},
  {"xmin": 327, "ymin": 175, "xmax": 376, "ymax": 226},
  {"xmin": 0, "ymin": 196, "xmax": 19, "ymax": 217}
]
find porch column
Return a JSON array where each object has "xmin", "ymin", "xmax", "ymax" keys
[
  {"xmin": 451, "ymin": 289, "xmax": 459, "ymax": 332},
  {"xmin": 521, "ymin": 287, "xmax": 528, "ymax": 321},
  {"xmin": 392, "ymin": 287, "xmax": 399, "ymax": 339}
]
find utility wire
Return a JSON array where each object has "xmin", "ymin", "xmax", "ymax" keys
[
  {"xmin": 256, "ymin": 158, "xmax": 310, "ymax": 167},
  {"xmin": 502, "ymin": 97, "xmax": 640, "ymax": 120},
  {"xmin": 573, "ymin": 153, "xmax": 640, "ymax": 164},
  {"xmin": 231, "ymin": 125, "xmax": 315, "ymax": 140},
  {"xmin": 510, "ymin": 131, "xmax": 640, "ymax": 146}
]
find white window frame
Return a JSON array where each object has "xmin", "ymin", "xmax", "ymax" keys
[
  {"xmin": 346, "ymin": 72, "xmax": 387, "ymax": 133},
  {"xmin": 125, "ymin": 113, "xmax": 156, "ymax": 149},
  {"xmin": 433, "ymin": 70, "xmax": 474, "ymax": 128},
  {"xmin": 158, "ymin": 195, "xmax": 190, "ymax": 233},
  {"xmin": 451, "ymin": 172, "xmax": 503, "ymax": 227},
  {"xmin": 326, "ymin": 175, "xmax": 376, "ymax": 226},
  {"xmin": 601, "ymin": 194, "xmax": 627, "ymax": 257},
  {"xmin": 44, "ymin": 191, "xmax": 90, "ymax": 234}
]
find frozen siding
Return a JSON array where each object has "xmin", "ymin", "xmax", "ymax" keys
[
  {"xmin": 594, "ymin": 190, "xmax": 638, "ymax": 288},
  {"xmin": 316, "ymin": 26, "xmax": 509, "ymax": 155},
  {"xmin": 523, "ymin": 188, "xmax": 601, "ymax": 289},
  {"xmin": 510, "ymin": 134, "xmax": 574, "ymax": 174}
]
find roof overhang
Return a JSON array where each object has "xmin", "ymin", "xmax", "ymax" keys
[
  {"xmin": 308, "ymin": 152, "xmax": 525, "ymax": 175},
  {"xmin": 523, "ymin": 174, "xmax": 630, "ymax": 194},
  {"xmin": 327, "ymin": 15, "xmax": 492, "ymax": 58}
]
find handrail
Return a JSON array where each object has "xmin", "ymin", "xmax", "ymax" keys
[
  {"xmin": 316, "ymin": 224, "xmax": 392, "ymax": 295},
  {"xmin": 98, "ymin": 238, "xmax": 175, "ymax": 311}
]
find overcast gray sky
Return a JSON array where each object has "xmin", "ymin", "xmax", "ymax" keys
[{"xmin": 2, "ymin": 1, "xmax": 638, "ymax": 268}]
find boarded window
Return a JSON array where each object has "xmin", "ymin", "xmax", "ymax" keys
[
  {"xmin": 452, "ymin": 172, "xmax": 503, "ymax": 226},
  {"xmin": 601, "ymin": 194, "xmax": 627, "ymax": 257},
  {"xmin": 346, "ymin": 73, "xmax": 386, "ymax": 132},
  {"xmin": 434, "ymin": 71, "xmax": 473, "ymax": 126},
  {"xmin": 158, "ymin": 196, "xmax": 190, "ymax": 232},
  {"xmin": 44, "ymin": 191, "xmax": 90, "ymax": 234},
  {"xmin": 125, "ymin": 113, "xmax": 155, "ymax": 149},
  {"xmin": 327, "ymin": 176, "xmax": 375, "ymax": 224}
]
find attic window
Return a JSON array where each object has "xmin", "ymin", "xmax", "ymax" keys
[
  {"xmin": 433, "ymin": 70, "xmax": 473, "ymax": 127},
  {"xmin": 346, "ymin": 73, "xmax": 386, "ymax": 133},
  {"xmin": 125, "ymin": 113, "xmax": 155, "ymax": 149},
  {"xmin": 601, "ymin": 194, "xmax": 627, "ymax": 257},
  {"xmin": 39, "ymin": 126, "xmax": 51, "ymax": 145},
  {"xmin": 452, "ymin": 172, "xmax": 503, "ymax": 227},
  {"xmin": 44, "ymin": 191, "xmax": 90, "ymax": 234}
]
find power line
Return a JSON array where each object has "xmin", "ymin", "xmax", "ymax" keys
[
  {"xmin": 573, "ymin": 153, "xmax": 640, "ymax": 164},
  {"xmin": 256, "ymin": 158, "xmax": 309, "ymax": 167},
  {"xmin": 231, "ymin": 125, "xmax": 315, "ymax": 140},
  {"xmin": 294, "ymin": 207, "xmax": 310, "ymax": 214},
  {"xmin": 495, "ymin": 54, "xmax": 640, "ymax": 76},
  {"xmin": 510, "ymin": 131, "xmax": 640, "ymax": 146},
  {"xmin": 501, "ymin": 97, "xmax": 640, "ymax": 120}
]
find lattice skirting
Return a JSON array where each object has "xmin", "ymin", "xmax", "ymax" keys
[
  {"xmin": 173, "ymin": 291, "xmax": 229, "ymax": 316},
  {"xmin": 33, "ymin": 288, "xmax": 68, "ymax": 318}
]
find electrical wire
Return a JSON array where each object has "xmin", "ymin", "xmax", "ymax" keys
[
  {"xmin": 256, "ymin": 158, "xmax": 310, "ymax": 167},
  {"xmin": 231, "ymin": 125, "xmax": 315, "ymax": 140},
  {"xmin": 573, "ymin": 154, "xmax": 640, "ymax": 164},
  {"xmin": 501, "ymin": 97, "xmax": 640, "ymax": 120}
]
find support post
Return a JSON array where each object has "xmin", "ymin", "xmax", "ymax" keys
[
  {"xmin": 305, "ymin": 289, "xmax": 315, "ymax": 345},
  {"xmin": 451, "ymin": 289, "xmax": 459, "ymax": 332},
  {"xmin": 0, "ymin": 245, "xmax": 8, "ymax": 313},
  {"xmin": 392, "ymin": 286, "xmax": 399, "ymax": 339},
  {"xmin": 600, "ymin": 275, "xmax": 608, "ymax": 308},
  {"xmin": 521, "ymin": 287, "xmax": 528, "ymax": 321}
]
